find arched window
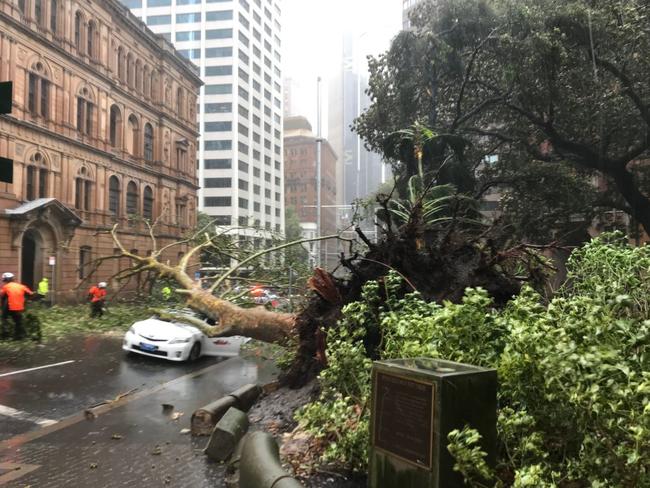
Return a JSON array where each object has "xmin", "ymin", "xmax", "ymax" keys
[
  {"xmin": 126, "ymin": 181, "xmax": 139, "ymax": 216},
  {"xmin": 176, "ymin": 87, "xmax": 184, "ymax": 118},
  {"xmin": 143, "ymin": 186, "xmax": 154, "ymax": 220},
  {"xmin": 117, "ymin": 46, "xmax": 125, "ymax": 81},
  {"xmin": 34, "ymin": 0, "xmax": 43, "ymax": 25},
  {"xmin": 50, "ymin": 0, "xmax": 57, "ymax": 32},
  {"xmin": 74, "ymin": 11, "xmax": 83, "ymax": 52},
  {"xmin": 75, "ymin": 166, "xmax": 92, "ymax": 211},
  {"xmin": 108, "ymin": 176, "xmax": 120, "ymax": 216},
  {"xmin": 76, "ymin": 85, "xmax": 94, "ymax": 136},
  {"xmin": 25, "ymin": 152, "xmax": 48, "ymax": 201},
  {"xmin": 27, "ymin": 61, "xmax": 50, "ymax": 118},
  {"xmin": 143, "ymin": 66, "xmax": 150, "ymax": 98},
  {"xmin": 87, "ymin": 21, "xmax": 95, "ymax": 59},
  {"xmin": 26, "ymin": 165, "xmax": 35, "ymax": 201},
  {"xmin": 150, "ymin": 72, "xmax": 157, "ymax": 100},
  {"xmin": 143, "ymin": 123, "xmax": 154, "ymax": 161},
  {"xmin": 109, "ymin": 105, "xmax": 122, "ymax": 147},
  {"xmin": 127, "ymin": 114, "xmax": 139, "ymax": 156},
  {"xmin": 135, "ymin": 59, "xmax": 142, "ymax": 93},
  {"xmin": 126, "ymin": 53, "xmax": 134, "ymax": 87}
]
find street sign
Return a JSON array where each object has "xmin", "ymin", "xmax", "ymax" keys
[
  {"xmin": 0, "ymin": 157, "xmax": 12, "ymax": 184},
  {"xmin": 49, "ymin": 256, "xmax": 56, "ymax": 266},
  {"xmin": 194, "ymin": 271, "xmax": 201, "ymax": 280},
  {"xmin": 0, "ymin": 81, "xmax": 12, "ymax": 114}
]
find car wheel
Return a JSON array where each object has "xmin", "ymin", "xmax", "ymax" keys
[{"xmin": 188, "ymin": 342, "xmax": 201, "ymax": 362}]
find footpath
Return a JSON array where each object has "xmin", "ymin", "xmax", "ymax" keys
[{"xmin": 0, "ymin": 356, "xmax": 278, "ymax": 487}]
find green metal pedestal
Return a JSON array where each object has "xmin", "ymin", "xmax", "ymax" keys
[{"xmin": 369, "ymin": 358, "xmax": 496, "ymax": 488}]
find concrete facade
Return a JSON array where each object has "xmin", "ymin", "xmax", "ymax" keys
[
  {"xmin": 124, "ymin": 0, "xmax": 285, "ymax": 238},
  {"xmin": 0, "ymin": 0, "xmax": 202, "ymax": 301}
]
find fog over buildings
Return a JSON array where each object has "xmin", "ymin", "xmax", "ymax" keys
[{"xmin": 283, "ymin": 0, "xmax": 402, "ymax": 209}]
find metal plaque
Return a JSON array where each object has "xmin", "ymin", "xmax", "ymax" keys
[{"xmin": 373, "ymin": 371, "xmax": 434, "ymax": 469}]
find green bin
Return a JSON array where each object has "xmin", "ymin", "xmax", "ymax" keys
[{"xmin": 369, "ymin": 358, "xmax": 496, "ymax": 488}]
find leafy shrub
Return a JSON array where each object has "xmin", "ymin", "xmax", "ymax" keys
[{"xmin": 297, "ymin": 234, "xmax": 650, "ymax": 486}]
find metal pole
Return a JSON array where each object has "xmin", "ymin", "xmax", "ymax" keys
[
  {"xmin": 356, "ymin": 70, "xmax": 361, "ymax": 201},
  {"xmin": 316, "ymin": 76, "xmax": 322, "ymax": 268}
]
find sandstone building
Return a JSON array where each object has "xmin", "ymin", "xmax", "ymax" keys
[
  {"xmin": 283, "ymin": 116, "xmax": 337, "ymax": 267},
  {"xmin": 0, "ymin": 0, "xmax": 202, "ymax": 301}
]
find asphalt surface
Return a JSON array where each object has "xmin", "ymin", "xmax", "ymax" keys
[
  {"xmin": 0, "ymin": 334, "xmax": 223, "ymax": 441},
  {"xmin": 0, "ymin": 334, "xmax": 280, "ymax": 487}
]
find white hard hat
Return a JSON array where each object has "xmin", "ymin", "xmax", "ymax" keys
[
  {"xmin": 2, "ymin": 272, "xmax": 14, "ymax": 280},
  {"xmin": 98, "ymin": 282, "xmax": 107, "ymax": 288}
]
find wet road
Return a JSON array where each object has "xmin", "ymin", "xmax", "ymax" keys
[
  {"xmin": 0, "ymin": 334, "xmax": 223, "ymax": 441},
  {"xmin": 0, "ymin": 346, "xmax": 279, "ymax": 487}
]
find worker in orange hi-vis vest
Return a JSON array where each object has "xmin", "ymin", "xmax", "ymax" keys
[
  {"xmin": 0, "ymin": 272, "xmax": 34, "ymax": 340},
  {"xmin": 87, "ymin": 282, "xmax": 107, "ymax": 318}
]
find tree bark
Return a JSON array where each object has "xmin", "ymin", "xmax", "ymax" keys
[
  {"xmin": 610, "ymin": 167, "xmax": 650, "ymax": 236},
  {"xmin": 183, "ymin": 288, "xmax": 295, "ymax": 344}
]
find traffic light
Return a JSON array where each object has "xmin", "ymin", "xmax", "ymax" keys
[
  {"xmin": 0, "ymin": 157, "xmax": 12, "ymax": 184},
  {"xmin": 0, "ymin": 82, "xmax": 13, "ymax": 183},
  {"xmin": 0, "ymin": 81, "xmax": 11, "ymax": 114}
]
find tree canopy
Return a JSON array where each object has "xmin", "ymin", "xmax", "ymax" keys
[{"xmin": 355, "ymin": 0, "xmax": 650, "ymax": 240}]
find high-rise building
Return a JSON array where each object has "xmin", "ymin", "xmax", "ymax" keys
[
  {"xmin": 328, "ymin": 32, "xmax": 384, "ymax": 208},
  {"xmin": 0, "ymin": 0, "xmax": 201, "ymax": 301},
  {"xmin": 283, "ymin": 116, "xmax": 337, "ymax": 267},
  {"xmin": 124, "ymin": 0, "xmax": 285, "ymax": 236},
  {"xmin": 282, "ymin": 76, "xmax": 299, "ymax": 118}
]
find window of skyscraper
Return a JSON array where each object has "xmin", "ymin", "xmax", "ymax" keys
[
  {"xmin": 203, "ymin": 103, "xmax": 232, "ymax": 114},
  {"xmin": 204, "ymin": 158, "xmax": 232, "ymax": 169},
  {"xmin": 206, "ymin": 28, "xmax": 233, "ymax": 39},
  {"xmin": 205, "ymin": 121, "xmax": 232, "ymax": 132},
  {"xmin": 176, "ymin": 31, "xmax": 201, "ymax": 41},
  {"xmin": 177, "ymin": 12, "xmax": 202, "ymax": 23},
  {"xmin": 205, "ymin": 84, "xmax": 232, "ymax": 94},
  {"xmin": 205, "ymin": 177, "xmax": 232, "ymax": 188},
  {"xmin": 204, "ymin": 197, "xmax": 232, "ymax": 207},
  {"xmin": 205, "ymin": 66, "xmax": 233, "ymax": 76},
  {"xmin": 206, "ymin": 10, "xmax": 233, "ymax": 21},
  {"xmin": 148, "ymin": 0, "xmax": 171, "ymax": 6},
  {"xmin": 146, "ymin": 15, "xmax": 171, "ymax": 25},
  {"xmin": 205, "ymin": 47, "xmax": 233, "ymax": 58},
  {"xmin": 122, "ymin": 0, "xmax": 142, "ymax": 7},
  {"xmin": 177, "ymin": 0, "xmax": 202, "ymax": 4},
  {"xmin": 205, "ymin": 140, "xmax": 232, "ymax": 150},
  {"xmin": 239, "ymin": 13, "xmax": 249, "ymax": 29}
]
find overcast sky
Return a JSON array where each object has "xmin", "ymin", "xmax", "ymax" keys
[{"xmin": 282, "ymin": 0, "xmax": 402, "ymax": 131}]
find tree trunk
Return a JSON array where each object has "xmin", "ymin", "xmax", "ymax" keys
[
  {"xmin": 183, "ymin": 288, "xmax": 295, "ymax": 344},
  {"xmin": 611, "ymin": 167, "xmax": 650, "ymax": 236}
]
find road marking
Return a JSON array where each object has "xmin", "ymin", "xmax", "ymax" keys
[
  {"xmin": 0, "ymin": 358, "xmax": 233, "ymax": 451},
  {"xmin": 0, "ymin": 404, "xmax": 57, "ymax": 427},
  {"xmin": 0, "ymin": 360, "xmax": 75, "ymax": 378}
]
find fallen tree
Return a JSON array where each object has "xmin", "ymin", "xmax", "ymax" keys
[{"xmin": 97, "ymin": 179, "xmax": 555, "ymax": 391}]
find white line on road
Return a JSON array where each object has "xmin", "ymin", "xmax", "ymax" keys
[
  {"xmin": 0, "ymin": 404, "xmax": 58, "ymax": 426},
  {"xmin": 0, "ymin": 360, "xmax": 75, "ymax": 378}
]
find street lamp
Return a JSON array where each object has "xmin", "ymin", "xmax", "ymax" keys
[{"xmin": 316, "ymin": 76, "xmax": 323, "ymax": 267}]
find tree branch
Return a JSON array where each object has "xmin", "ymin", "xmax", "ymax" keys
[{"xmin": 208, "ymin": 234, "xmax": 344, "ymax": 293}]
